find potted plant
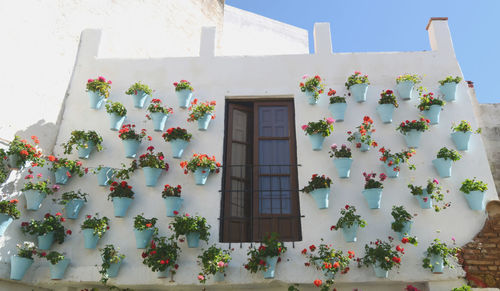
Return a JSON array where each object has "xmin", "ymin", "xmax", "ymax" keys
[
  {"xmin": 345, "ymin": 71, "xmax": 370, "ymax": 102},
  {"xmin": 20, "ymin": 212, "xmax": 70, "ymax": 250},
  {"xmin": 378, "ymin": 147, "xmax": 416, "ymax": 178},
  {"xmin": 92, "ymin": 165, "xmax": 115, "ymax": 186},
  {"xmin": 360, "ymin": 237, "xmax": 405, "ymax": 278},
  {"xmin": 86, "ymin": 76, "xmax": 111, "ymax": 109},
  {"xmin": 99, "ymin": 245, "xmax": 125, "ymax": 284},
  {"xmin": 330, "ymin": 205, "xmax": 366, "ymax": 242},
  {"xmin": 47, "ymin": 156, "xmax": 86, "ymax": 185},
  {"xmin": 391, "ymin": 206, "xmax": 414, "ymax": 240},
  {"xmin": 105, "ymin": 101, "xmax": 127, "ymax": 131},
  {"xmin": 6, "ymin": 136, "xmax": 44, "ymax": 169},
  {"xmin": 395, "ymin": 74, "xmax": 422, "ymax": 100},
  {"xmin": 10, "ymin": 242, "xmax": 37, "ymax": 280},
  {"xmin": 21, "ymin": 172, "xmax": 58, "ymax": 210},
  {"xmin": 408, "ymin": 179, "xmax": 446, "ymax": 211},
  {"xmin": 80, "ymin": 214, "xmax": 109, "ymax": 249},
  {"xmin": 432, "ymin": 147, "xmax": 461, "ymax": 178},
  {"xmin": 197, "ymin": 245, "xmax": 232, "ymax": 283},
  {"xmin": 108, "ymin": 181, "xmax": 134, "ymax": 217},
  {"xmin": 460, "ymin": 178, "xmax": 488, "ymax": 211},
  {"xmin": 54, "ymin": 190, "xmax": 88, "ymax": 219},
  {"xmin": 162, "ymin": 127, "xmax": 192, "ymax": 159},
  {"xmin": 327, "ymin": 89, "xmax": 347, "ymax": 121},
  {"xmin": 300, "ymin": 174, "xmax": 332, "ymax": 209},
  {"xmin": 180, "ymin": 153, "xmax": 221, "ymax": 185},
  {"xmin": 162, "ymin": 184, "xmax": 183, "ymax": 217},
  {"xmin": 38, "ymin": 251, "xmax": 70, "ymax": 280},
  {"xmin": 329, "ymin": 144, "xmax": 352, "ymax": 178},
  {"xmin": 376, "ymin": 89, "xmax": 399, "ymax": 123},
  {"xmin": 0, "ymin": 149, "xmax": 10, "ymax": 184},
  {"xmin": 133, "ymin": 214, "xmax": 158, "ymax": 249},
  {"xmin": 146, "ymin": 98, "xmax": 173, "ymax": 131},
  {"xmin": 451, "ymin": 120, "xmax": 481, "ymax": 151},
  {"xmin": 301, "ymin": 118, "xmax": 335, "ymax": 151},
  {"xmin": 118, "ymin": 124, "xmax": 147, "ymax": 158},
  {"xmin": 396, "ymin": 117, "xmax": 431, "ymax": 148},
  {"xmin": 439, "ymin": 76, "xmax": 462, "ymax": 102},
  {"xmin": 0, "ymin": 199, "xmax": 20, "ymax": 236},
  {"xmin": 62, "ymin": 130, "xmax": 103, "ymax": 159},
  {"xmin": 362, "ymin": 172, "xmax": 387, "ymax": 209},
  {"xmin": 187, "ymin": 99, "xmax": 216, "ymax": 131},
  {"xmin": 347, "ymin": 116, "xmax": 377, "ymax": 152},
  {"xmin": 422, "ymin": 239, "xmax": 460, "ymax": 273},
  {"xmin": 300, "ymin": 75, "xmax": 325, "ymax": 105},
  {"xmin": 142, "ymin": 236, "xmax": 181, "ymax": 278},
  {"xmin": 417, "ymin": 92, "xmax": 445, "ymax": 124},
  {"xmin": 125, "ymin": 81, "xmax": 153, "ymax": 108},
  {"xmin": 244, "ymin": 232, "xmax": 287, "ymax": 279},
  {"xmin": 173, "ymin": 80, "xmax": 194, "ymax": 108},
  {"xmin": 170, "ymin": 213, "xmax": 211, "ymax": 248},
  {"xmin": 452, "ymin": 285, "xmax": 472, "ymax": 291},
  {"xmin": 135, "ymin": 146, "xmax": 169, "ymax": 187}
]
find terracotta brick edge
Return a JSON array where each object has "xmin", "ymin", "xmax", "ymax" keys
[{"xmin": 426, "ymin": 17, "xmax": 449, "ymax": 30}]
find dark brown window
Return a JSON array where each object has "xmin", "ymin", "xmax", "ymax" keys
[{"xmin": 220, "ymin": 99, "xmax": 301, "ymax": 242}]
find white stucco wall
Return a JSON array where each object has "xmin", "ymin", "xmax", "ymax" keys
[{"xmin": 0, "ymin": 20, "xmax": 496, "ymax": 291}]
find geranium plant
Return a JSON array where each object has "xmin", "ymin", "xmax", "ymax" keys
[
  {"xmin": 15, "ymin": 242, "xmax": 37, "ymax": 260},
  {"xmin": 118, "ymin": 124, "xmax": 147, "ymax": 141},
  {"xmin": 300, "ymin": 75, "xmax": 325, "ymax": 100},
  {"xmin": 6, "ymin": 136, "xmax": 44, "ymax": 168},
  {"xmin": 300, "ymin": 174, "xmax": 332, "ymax": 193},
  {"xmin": 379, "ymin": 147, "xmax": 416, "ymax": 171},
  {"xmin": 180, "ymin": 153, "xmax": 221, "ymax": 174},
  {"xmin": 363, "ymin": 172, "xmax": 386, "ymax": 189},
  {"xmin": 146, "ymin": 98, "xmax": 173, "ymax": 118},
  {"xmin": 327, "ymin": 89, "xmax": 346, "ymax": 104},
  {"xmin": 105, "ymin": 101, "xmax": 127, "ymax": 117},
  {"xmin": 162, "ymin": 184, "xmax": 181, "ymax": 198},
  {"xmin": 331, "ymin": 205, "xmax": 366, "ymax": 231},
  {"xmin": 48, "ymin": 157, "xmax": 86, "ymax": 177},
  {"xmin": 187, "ymin": 99, "xmax": 216, "ymax": 122},
  {"xmin": 359, "ymin": 237, "xmax": 405, "ymax": 271},
  {"xmin": 329, "ymin": 144, "xmax": 352, "ymax": 159},
  {"xmin": 345, "ymin": 71, "xmax": 370, "ymax": 89},
  {"xmin": 54, "ymin": 190, "xmax": 88, "ymax": 205},
  {"xmin": 460, "ymin": 178, "xmax": 488, "ymax": 194},
  {"xmin": 162, "ymin": 127, "xmax": 192, "ymax": 142},
  {"xmin": 378, "ymin": 89, "xmax": 399, "ymax": 107},
  {"xmin": 134, "ymin": 214, "xmax": 158, "ymax": 233},
  {"xmin": 173, "ymin": 80, "xmax": 193, "ymax": 91},
  {"xmin": 108, "ymin": 181, "xmax": 134, "ymax": 200},
  {"xmin": 417, "ymin": 92, "xmax": 445, "ymax": 111},
  {"xmin": 396, "ymin": 74, "xmax": 422, "ymax": 84},
  {"xmin": 38, "ymin": 250, "xmax": 66, "ymax": 265},
  {"xmin": 422, "ymin": 238, "xmax": 460, "ymax": 271},
  {"xmin": 197, "ymin": 245, "xmax": 232, "ymax": 283},
  {"xmin": 301, "ymin": 118, "xmax": 335, "ymax": 137},
  {"xmin": 133, "ymin": 146, "xmax": 169, "ymax": 170},
  {"xmin": 452, "ymin": 120, "xmax": 481, "ymax": 133},
  {"xmin": 20, "ymin": 212, "xmax": 70, "ymax": 244},
  {"xmin": 81, "ymin": 214, "xmax": 109, "ymax": 238},
  {"xmin": 436, "ymin": 147, "xmax": 461, "ymax": 161},
  {"xmin": 86, "ymin": 76, "xmax": 111, "ymax": 98},
  {"xmin": 142, "ymin": 236, "xmax": 181, "ymax": 275},
  {"xmin": 390, "ymin": 206, "xmax": 418, "ymax": 245},
  {"xmin": 438, "ymin": 76, "xmax": 462, "ymax": 86},
  {"xmin": 125, "ymin": 81, "xmax": 153, "ymax": 96},
  {"xmin": 170, "ymin": 213, "xmax": 211, "ymax": 243},
  {"xmin": 396, "ymin": 117, "xmax": 431, "ymax": 134},
  {"xmin": 244, "ymin": 232, "xmax": 287, "ymax": 273},
  {"xmin": 99, "ymin": 244, "xmax": 125, "ymax": 284},
  {"xmin": 347, "ymin": 116, "xmax": 378, "ymax": 149},
  {"xmin": 22, "ymin": 172, "xmax": 57, "ymax": 195},
  {"xmin": 62, "ymin": 130, "xmax": 103, "ymax": 155},
  {"xmin": 0, "ymin": 199, "xmax": 21, "ymax": 219},
  {"xmin": 408, "ymin": 179, "xmax": 450, "ymax": 212}
]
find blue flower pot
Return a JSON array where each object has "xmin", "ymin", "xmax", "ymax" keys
[
  {"xmin": 65, "ymin": 199, "xmax": 85, "ymax": 219},
  {"xmin": 394, "ymin": 221, "xmax": 413, "ymax": 240},
  {"xmin": 403, "ymin": 129, "xmax": 422, "ymax": 148},
  {"xmin": 353, "ymin": 132, "xmax": 370, "ymax": 152},
  {"xmin": 107, "ymin": 260, "xmax": 123, "ymax": 278},
  {"xmin": 197, "ymin": 113, "xmax": 213, "ymax": 131},
  {"xmin": 430, "ymin": 255, "xmax": 444, "ymax": 273},
  {"xmin": 305, "ymin": 91, "xmax": 319, "ymax": 105},
  {"xmin": 24, "ymin": 190, "xmax": 46, "ymax": 210},
  {"xmin": 55, "ymin": 167, "xmax": 71, "ymax": 185},
  {"xmin": 342, "ymin": 222, "xmax": 359, "ymax": 242},
  {"xmin": 376, "ymin": 104, "xmax": 395, "ymax": 123},
  {"xmin": 396, "ymin": 80, "xmax": 414, "ymax": 100},
  {"xmin": 156, "ymin": 267, "xmax": 171, "ymax": 278},
  {"xmin": 176, "ymin": 89, "xmax": 193, "ymax": 108},
  {"xmin": 97, "ymin": 167, "xmax": 115, "ymax": 186},
  {"xmin": 122, "ymin": 139, "xmax": 140, "ymax": 158},
  {"xmin": 112, "ymin": 197, "xmax": 133, "ymax": 217},
  {"xmin": 164, "ymin": 197, "xmax": 184, "ymax": 217},
  {"xmin": 214, "ymin": 271, "xmax": 225, "ymax": 282},
  {"xmin": 170, "ymin": 139, "xmax": 189, "ymax": 159},
  {"xmin": 88, "ymin": 91, "xmax": 105, "ymax": 110},
  {"xmin": 38, "ymin": 231, "xmax": 55, "ymax": 250},
  {"xmin": 350, "ymin": 83, "xmax": 368, "ymax": 102},
  {"xmin": 309, "ymin": 188, "xmax": 330, "ymax": 209},
  {"xmin": 10, "ymin": 256, "xmax": 33, "ymax": 280},
  {"xmin": 77, "ymin": 141, "xmax": 95, "ymax": 159},
  {"xmin": 82, "ymin": 229, "xmax": 100, "ymax": 249},
  {"xmin": 108, "ymin": 113, "xmax": 126, "ymax": 131},
  {"xmin": 308, "ymin": 133, "xmax": 325, "ymax": 151},
  {"xmin": 133, "ymin": 228, "xmax": 155, "ymax": 249},
  {"xmin": 186, "ymin": 232, "xmax": 201, "ymax": 248},
  {"xmin": 451, "ymin": 131, "xmax": 472, "ymax": 151},
  {"xmin": 440, "ymin": 82, "xmax": 458, "ymax": 102},
  {"xmin": 423, "ymin": 105, "xmax": 442, "ymax": 125},
  {"xmin": 415, "ymin": 190, "xmax": 432, "ymax": 209},
  {"xmin": 383, "ymin": 159, "xmax": 400, "ymax": 178},
  {"xmin": 263, "ymin": 256, "xmax": 278, "ymax": 279},
  {"xmin": 50, "ymin": 258, "xmax": 70, "ymax": 280},
  {"xmin": 194, "ymin": 167, "xmax": 210, "ymax": 185},
  {"xmin": 143, "ymin": 167, "xmax": 163, "ymax": 187},
  {"xmin": 333, "ymin": 158, "xmax": 352, "ymax": 178},
  {"xmin": 373, "ymin": 263, "xmax": 389, "ymax": 278},
  {"xmin": 7, "ymin": 154, "xmax": 22, "ymax": 169},
  {"xmin": 132, "ymin": 91, "xmax": 149, "ymax": 108},
  {"xmin": 464, "ymin": 190, "xmax": 486, "ymax": 211},
  {"xmin": 151, "ymin": 112, "xmax": 168, "ymax": 132},
  {"xmin": 362, "ymin": 188, "xmax": 383, "ymax": 209},
  {"xmin": 432, "ymin": 158, "xmax": 452, "ymax": 178},
  {"xmin": 328, "ymin": 103, "xmax": 347, "ymax": 121},
  {"xmin": 0, "ymin": 214, "xmax": 13, "ymax": 236}
]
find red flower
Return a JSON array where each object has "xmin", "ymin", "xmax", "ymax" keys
[
  {"xmin": 150, "ymin": 251, "xmax": 157, "ymax": 255},
  {"xmin": 141, "ymin": 252, "xmax": 148, "ymax": 258},
  {"xmin": 314, "ymin": 279, "xmax": 322, "ymax": 287},
  {"xmin": 304, "ymin": 262, "xmax": 310, "ymax": 266},
  {"xmin": 174, "ymin": 264, "xmax": 179, "ymax": 269},
  {"xmin": 55, "ymin": 212, "xmax": 62, "ymax": 217},
  {"xmin": 401, "ymin": 237, "xmax": 409, "ymax": 244},
  {"xmin": 173, "ymin": 210, "xmax": 179, "ymax": 215},
  {"xmin": 309, "ymin": 245, "xmax": 316, "ymax": 252},
  {"xmin": 330, "ymin": 225, "xmax": 336, "ymax": 231},
  {"xmin": 348, "ymin": 250, "xmax": 355, "ymax": 258},
  {"xmin": 9, "ymin": 199, "xmax": 18, "ymax": 204},
  {"xmin": 392, "ymin": 256, "xmax": 401, "ymax": 263},
  {"xmin": 86, "ymin": 215, "xmax": 92, "ymax": 219},
  {"xmin": 160, "ymin": 260, "xmax": 166, "ymax": 264},
  {"xmin": 301, "ymin": 248, "xmax": 307, "ymax": 254},
  {"xmin": 41, "ymin": 252, "xmax": 47, "ymax": 257},
  {"xmin": 60, "ymin": 217, "xmax": 66, "ymax": 222},
  {"xmin": 44, "ymin": 213, "xmax": 51, "ymax": 219},
  {"xmin": 145, "ymin": 223, "xmax": 152, "ymax": 228},
  {"xmin": 66, "ymin": 230, "xmax": 72, "ymax": 235},
  {"xmin": 345, "ymin": 205, "xmax": 349, "ymax": 209},
  {"xmin": 259, "ymin": 259, "xmax": 265, "ymax": 265},
  {"xmin": 332, "ymin": 262, "xmax": 340, "ymax": 268}
]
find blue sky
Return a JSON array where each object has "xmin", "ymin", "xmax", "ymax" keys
[{"xmin": 226, "ymin": 0, "xmax": 500, "ymax": 103}]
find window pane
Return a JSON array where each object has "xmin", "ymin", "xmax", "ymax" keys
[
  {"xmin": 232, "ymin": 109, "xmax": 248, "ymax": 142},
  {"xmin": 258, "ymin": 106, "xmax": 288, "ymax": 137},
  {"xmin": 258, "ymin": 176, "xmax": 291, "ymax": 214},
  {"xmin": 258, "ymin": 140, "xmax": 290, "ymax": 174}
]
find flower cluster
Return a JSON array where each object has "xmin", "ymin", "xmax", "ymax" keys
[
  {"xmin": 300, "ymin": 75, "xmax": 325, "ymax": 100},
  {"xmin": 118, "ymin": 124, "xmax": 148, "ymax": 141},
  {"xmin": 133, "ymin": 214, "xmax": 158, "ymax": 232},
  {"xmin": 173, "ymin": 80, "xmax": 193, "ymax": 91},
  {"xmin": 146, "ymin": 98, "xmax": 173, "ymax": 118},
  {"xmin": 379, "ymin": 147, "xmax": 416, "ymax": 171},
  {"xmin": 99, "ymin": 244, "xmax": 125, "ymax": 284},
  {"xmin": 105, "ymin": 101, "xmax": 127, "ymax": 117},
  {"xmin": 378, "ymin": 89, "xmax": 398, "ymax": 107},
  {"xmin": 180, "ymin": 153, "xmax": 221, "ymax": 174},
  {"xmin": 86, "ymin": 76, "xmax": 111, "ymax": 98},
  {"xmin": 187, "ymin": 99, "xmax": 216, "ymax": 122},
  {"xmin": 327, "ymin": 88, "xmax": 346, "ymax": 104},
  {"xmin": 329, "ymin": 143, "xmax": 352, "ymax": 159},
  {"xmin": 142, "ymin": 236, "xmax": 181, "ymax": 274},
  {"xmin": 360, "ymin": 237, "xmax": 406, "ymax": 271},
  {"xmin": 0, "ymin": 199, "xmax": 21, "ymax": 219},
  {"xmin": 162, "ymin": 127, "xmax": 192, "ymax": 142},
  {"xmin": 438, "ymin": 76, "xmax": 462, "ymax": 86},
  {"xmin": 108, "ymin": 180, "xmax": 134, "ymax": 200},
  {"xmin": 331, "ymin": 205, "xmax": 366, "ymax": 230},
  {"xmin": 396, "ymin": 74, "xmax": 422, "ymax": 84},
  {"xmin": 7, "ymin": 136, "xmax": 44, "ymax": 167},
  {"xmin": 347, "ymin": 116, "xmax": 378, "ymax": 148},
  {"xmin": 197, "ymin": 245, "xmax": 232, "ymax": 284},
  {"xmin": 436, "ymin": 147, "xmax": 461, "ymax": 161},
  {"xmin": 22, "ymin": 171, "xmax": 58, "ymax": 195},
  {"xmin": 136, "ymin": 146, "xmax": 169, "ymax": 170},
  {"xmin": 125, "ymin": 81, "xmax": 153, "ymax": 96},
  {"xmin": 54, "ymin": 190, "xmax": 88, "ymax": 206},
  {"xmin": 422, "ymin": 238, "xmax": 460, "ymax": 270},
  {"xmin": 15, "ymin": 242, "xmax": 37, "ymax": 259},
  {"xmin": 244, "ymin": 233, "xmax": 287, "ymax": 273},
  {"xmin": 408, "ymin": 179, "xmax": 450, "ymax": 212},
  {"xmin": 390, "ymin": 206, "xmax": 413, "ymax": 234},
  {"xmin": 162, "ymin": 184, "xmax": 181, "ymax": 198},
  {"xmin": 418, "ymin": 92, "xmax": 445, "ymax": 111},
  {"xmin": 21, "ymin": 212, "xmax": 70, "ymax": 244},
  {"xmin": 452, "ymin": 120, "xmax": 481, "ymax": 133},
  {"xmin": 38, "ymin": 251, "xmax": 66, "ymax": 265},
  {"xmin": 170, "ymin": 213, "xmax": 211, "ymax": 242},
  {"xmin": 62, "ymin": 130, "xmax": 103, "ymax": 155},
  {"xmin": 345, "ymin": 71, "xmax": 370, "ymax": 89},
  {"xmin": 300, "ymin": 174, "xmax": 332, "ymax": 193},
  {"xmin": 301, "ymin": 118, "xmax": 335, "ymax": 137},
  {"xmin": 48, "ymin": 157, "xmax": 87, "ymax": 177},
  {"xmin": 81, "ymin": 214, "xmax": 110, "ymax": 238},
  {"xmin": 396, "ymin": 117, "xmax": 431, "ymax": 134},
  {"xmin": 363, "ymin": 172, "xmax": 386, "ymax": 189}
]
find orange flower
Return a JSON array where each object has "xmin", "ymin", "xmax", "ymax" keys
[{"xmin": 48, "ymin": 155, "xmax": 56, "ymax": 162}]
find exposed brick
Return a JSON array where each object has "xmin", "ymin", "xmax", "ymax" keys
[
  {"xmin": 468, "ymin": 260, "xmax": 494, "ymax": 265},
  {"xmin": 489, "ymin": 266, "xmax": 498, "ymax": 271}
]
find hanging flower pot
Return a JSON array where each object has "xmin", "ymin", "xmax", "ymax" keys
[
  {"xmin": 186, "ymin": 232, "xmax": 201, "ymax": 248},
  {"xmin": 300, "ymin": 75, "xmax": 324, "ymax": 105},
  {"xmin": 38, "ymin": 231, "xmax": 55, "ymax": 250},
  {"xmin": 163, "ymin": 127, "xmax": 192, "ymax": 159},
  {"xmin": 77, "ymin": 141, "xmax": 95, "ymax": 159},
  {"xmin": 341, "ymin": 222, "xmax": 359, "ymax": 243},
  {"xmin": 54, "ymin": 167, "xmax": 71, "ymax": 185},
  {"xmin": 108, "ymin": 112, "xmax": 126, "ymax": 131},
  {"xmin": 156, "ymin": 267, "xmax": 171, "ymax": 278},
  {"xmin": 10, "ymin": 255, "xmax": 33, "ymax": 280},
  {"xmin": 382, "ymin": 159, "xmax": 399, "ymax": 178},
  {"xmin": 88, "ymin": 91, "xmax": 105, "ymax": 110},
  {"xmin": 350, "ymin": 83, "xmax": 368, "ymax": 102},
  {"xmin": 65, "ymin": 199, "xmax": 85, "ymax": 219},
  {"xmin": 0, "ymin": 213, "xmax": 14, "ymax": 236},
  {"xmin": 333, "ymin": 158, "xmax": 352, "ymax": 178},
  {"xmin": 308, "ymin": 133, "xmax": 326, "ymax": 151},
  {"xmin": 146, "ymin": 99, "xmax": 173, "ymax": 132},
  {"xmin": 132, "ymin": 91, "xmax": 149, "ymax": 108},
  {"xmin": 122, "ymin": 139, "xmax": 141, "ymax": 158},
  {"xmin": 175, "ymin": 89, "xmax": 192, "ymax": 108},
  {"xmin": 82, "ymin": 229, "xmax": 100, "ymax": 249},
  {"xmin": 81, "ymin": 215, "xmax": 108, "ymax": 249},
  {"xmin": 305, "ymin": 90, "xmax": 319, "ymax": 105},
  {"xmin": 394, "ymin": 221, "xmax": 413, "ymax": 240},
  {"xmin": 309, "ymin": 188, "xmax": 330, "ymax": 209},
  {"xmin": 151, "ymin": 112, "xmax": 168, "ymax": 131},
  {"xmin": 451, "ymin": 131, "xmax": 472, "ymax": 151},
  {"xmin": 302, "ymin": 118, "xmax": 334, "ymax": 151},
  {"xmin": 170, "ymin": 139, "xmax": 189, "ymax": 159},
  {"xmin": 49, "ymin": 258, "xmax": 70, "ymax": 280},
  {"xmin": 402, "ymin": 129, "xmax": 422, "ymax": 148},
  {"xmin": 438, "ymin": 76, "xmax": 461, "ymax": 102},
  {"xmin": 143, "ymin": 167, "xmax": 163, "ymax": 187},
  {"xmin": 353, "ymin": 132, "xmax": 370, "ymax": 152},
  {"xmin": 186, "ymin": 99, "xmax": 216, "ymax": 131},
  {"xmin": 97, "ymin": 167, "xmax": 114, "ymax": 186},
  {"xmin": 430, "ymin": 254, "xmax": 444, "ymax": 273},
  {"xmin": 105, "ymin": 101, "xmax": 127, "ymax": 131},
  {"xmin": 164, "ymin": 197, "xmax": 183, "ymax": 217},
  {"xmin": 373, "ymin": 262, "xmax": 389, "ymax": 278},
  {"xmin": 432, "ymin": 158, "xmax": 452, "ymax": 178},
  {"xmin": 197, "ymin": 113, "xmax": 213, "ymax": 131},
  {"xmin": 362, "ymin": 188, "xmax": 383, "ymax": 209},
  {"xmin": 126, "ymin": 82, "xmax": 152, "ymax": 108},
  {"xmin": 376, "ymin": 104, "xmax": 395, "ymax": 123},
  {"xmin": 214, "ymin": 271, "xmax": 225, "ymax": 282},
  {"xmin": 7, "ymin": 154, "xmax": 21, "ymax": 169},
  {"xmin": 87, "ymin": 77, "xmax": 110, "ymax": 109},
  {"xmin": 396, "ymin": 80, "xmax": 415, "ymax": 100},
  {"xmin": 24, "ymin": 190, "xmax": 47, "ymax": 210},
  {"xmin": 138, "ymin": 147, "xmax": 168, "ymax": 187},
  {"xmin": 463, "ymin": 190, "xmax": 486, "ymax": 211},
  {"xmin": 415, "ymin": 190, "xmax": 432, "ymax": 209},
  {"xmin": 423, "ymin": 105, "xmax": 442, "ymax": 125},
  {"xmin": 181, "ymin": 154, "xmax": 221, "ymax": 185},
  {"xmin": 194, "ymin": 167, "xmax": 211, "ymax": 185},
  {"xmin": 263, "ymin": 256, "xmax": 278, "ymax": 279},
  {"xmin": 61, "ymin": 131, "xmax": 103, "ymax": 160},
  {"xmin": 328, "ymin": 102, "xmax": 347, "ymax": 121},
  {"xmin": 107, "ymin": 260, "xmax": 123, "ymax": 278},
  {"xmin": 417, "ymin": 93, "xmax": 445, "ymax": 125},
  {"xmin": 134, "ymin": 228, "xmax": 155, "ymax": 249},
  {"xmin": 112, "ymin": 197, "xmax": 133, "ymax": 217}
]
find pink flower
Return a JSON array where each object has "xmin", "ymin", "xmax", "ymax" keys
[
  {"xmin": 98, "ymin": 76, "xmax": 106, "ymax": 82},
  {"xmin": 198, "ymin": 275, "xmax": 204, "ymax": 281},
  {"xmin": 301, "ymin": 125, "xmax": 308, "ymax": 131},
  {"xmin": 354, "ymin": 71, "xmax": 361, "ymax": 75},
  {"xmin": 433, "ymin": 179, "xmax": 439, "ymax": 184},
  {"xmin": 107, "ymin": 80, "xmax": 112, "ymax": 84},
  {"xmin": 87, "ymin": 79, "xmax": 94, "ymax": 83},
  {"xmin": 302, "ymin": 75, "xmax": 309, "ymax": 80},
  {"xmin": 217, "ymin": 261, "xmax": 225, "ymax": 267},
  {"xmin": 36, "ymin": 173, "xmax": 42, "ymax": 178},
  {"xmin": 330, "ymin": 144, "xmax": 337, "ymax": 150},
  {"xmin": 326, "ymin": 117, "xmax": 335, "ymax": 124}
]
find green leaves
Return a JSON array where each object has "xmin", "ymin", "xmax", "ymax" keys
[
  {"xmin": 125, "ymin": 81, "xmax": 153, "ymax": 96},
  {"xmin": 436, "ymin": 147, "xmax": 461, "ymax": 161},
  {"xmin": 460, "ymin": 178, "xmax": 488, "ymax": 194}
]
